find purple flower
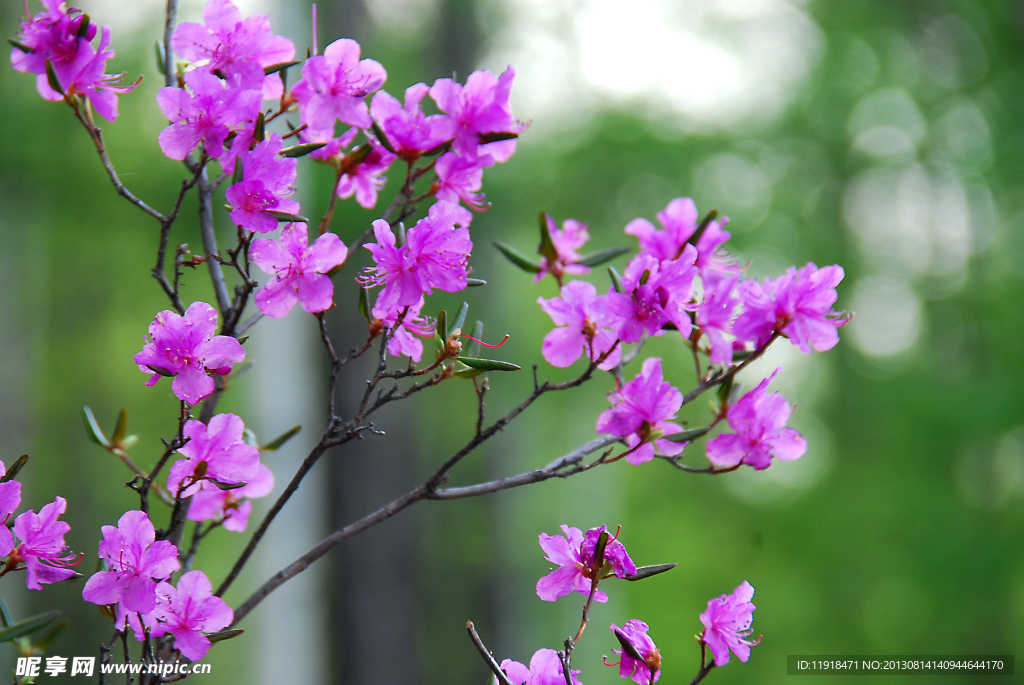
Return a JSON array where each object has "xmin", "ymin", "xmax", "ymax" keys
[
  {"xmin": 705, "ymin": 368, "xmax": 806, "ymax": 470},
  {"xmin": 226, "ymin": 134, "xmax": 300, "ymax": 233},
  {"xmin": 137, "ymin": 571, "xmax": 233, "ymax": 661},
  {"xmin": 167, "ymin": 413, "xmax": 260, "ymax": 497},
  {"xmin": 188, "ymin": 463, "xmax": 274, "ymax": 532},
  {"xmin": 596, "ymin": 251, "xmax": 698, "ymax": 344},
  {"xmin": 82, "ymin": 510, "xmax": 180, "ymax": 614},
  {"xmin": 0, "ymin": 461, "xmax": 23, "ymax": 557},
  {"xmin": 434, "ymin": 151, "xmax": 491, "ymax": 215},
  {"xmin": 700, "ymin": 581, "xmax": 759, "ymax": 667},
  {"xmin": 373, "ymin": 297, "xmax": 435, "ymax": 363},
  {"xmin": 10, "ymin": 497, "xmax": 76, "ymax": 590},
  {"xmin": 338, "ymin": 144, "xmax": 397, "ymax": 209},
  {"xmin": 596, "ymin": 358, "xmax": 686, "ymax": 465},
  {"xmin": 535, "ymin": 214, "xmax": 591, "ymax": 285},
  {"xmin": 501, "ymin": 648, "xmax": 581, "ymax": 685},
  {"xmin": 363, "ymin": 201, "xmax": 473, "ymax": 311},
  {"xmin": 537, "ymin": 281, "xmax": 620, "ymax": 370},
  {"xmin": 429, "ymin": 67, "xmax": 525, "ymax": 160},
  {"xmin": 694, "ymin": 218, "xmax": 736, "ymax": 276},
  {"xmin": 156, "ymin": 67, "xmax": 261, "ymax": 161},
  {"xmin": 609, "ymin": 620, "xmax": 661, "ymax": 684},
  {"xmin": 171, "ymin": 0, "xmax": 295, "ymax": 99},
  {"xmin": 625, "ymin": 198, "xmax": 699, "ymax": 262},
  {"xmin": 133, "ymin": 302, "xmax": 245, "ymax": 405},
  {"xmin": 696, "ymin": 273, "xmax": 740, "ymax": 367},
  {"xmin": 292, "ymin": 38, "xmax": 386, "ymax": 131},
  {"xmin": 733, "ymin": 263, "xmax": 849, "ymax": 353},
  {"xmin": 250, "ymin": 222, "xmax": 348, "ymax": 317},
  {"xmin": 536, "ymin": 524, "xmax": 634, "ymax": 602},
  {"xmin": 370, "ymin": 83, "xmax": 456, "ymax": 161}
]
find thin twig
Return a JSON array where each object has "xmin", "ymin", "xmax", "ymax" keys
[{"xmin": 466, "ymin": 621, "xmax": 513, "ymax": 685}]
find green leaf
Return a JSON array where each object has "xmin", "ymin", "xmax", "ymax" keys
[
  {"xmin": 478, "ymin": 131, "xmax": 519, "ymax": 144},
  {"xmin": 75, "ymin": 14, "xmax": 90, "ymax": 39},
  {"xmin": 8, "ymin": 39, "xmax": 32, "ymax": 54},
  {"xmin": 207, "ymin": 628, "xmax": 244, "ymax": 643},
  {"xmin": 263, "ymin": 61, "xmax": 300, "ymax": 76},
  {"xmin": 146, "ymin": 364, "xmax": 176, "ymax": 377},
  {"xmin": 345, "ymin": 142, "xmax": 373, "ymax": 167},
  {"xmin": 465, "ymin": 321, "xmax": 484, "ymax": 358},
  {"xmin": 608, "ymin": 266, "xmax": 625, "ymax": 294},
  {"xmin": 396, "ymin": 222, "xmax": 407, "ymax": 247},
  {"xmin": 664, "ymin": 426, "xmax": 711, "ymax": 443},
  {"xmin": 112, "ymin": 408, "xmax": 128, "ymax": 445},
  {"xmin": 593, "ymin": 530, "xmax": 610, "ymax": 567},
  {"xmin": 466, "ymin": 278, "xmax": 486, "ymax": 287},
  {"xmin": 436, "ymin": 309, "xmax": 448, "ymax": 342},
  {"xmin": 120, "ymin": 435, "xmax": 139, "ymax": 450},
  {"xmin": 613, "ymin": 627, "xmax": 646, "ymax": 662},
  {"xmin": 537, "ymin": 212, "xmax": 558, "ymax": 262},
  {"xmin": 577, "ymin": 246, "xmax": 631, "ymax": 267},
  {"xmin": 254, "ymin": 111, "xmax": 265, "ymax": 142},
  {"xmin": 267, "ymin": 211, "xmax": 309, "ymax": 223},
  {"xmin": 82, "ymin": 407, "xmax": 108, "ymax": 446},
  {"xmin": 453, "ymin": 367, "xmax": 485, "ymax": 379},
  {"xmin": 44, "ymin": 59, "xmax": 64, "ymax": 96},
  {"xmin": 209, "ymin": 479, "xmax": 247, "ymax": 491},
  {"xmin": 153, "ymin": 41, "xmax": 165, "ymax": 75},
  {"xmin": 230, "ymin": 361, "xmax": 253, "ymax": 380},
  {"xmin": 359, "ymin": 288, "xmax": 372, "ymax": 321},
  {"xmin": 0, "ymin": 611, "xmax": 61, "ymax": 643},
  {"xmin": 33, "ymin": 619, "xmax": 68, "ymax": 651},
  {"xmin": 0, "ymin": 455, "xmax": 28, "ymax": 483},
  {"xmin": 0, "ymin": 596, "xmax": 13, "ymax": 628},
  {"xmin": 261, "ymin": 425, "xmax": 301, "ymax": 452},
  {"xmin": 493, "ymin": 241, "xmax": 542, "ymax": 273},
  {"xmin": 450, "ymin": 302, "xmax": 469, "ymax": 334},
  {"xmin": 280, "ymin": 142, "xmax": 327, "ymax": 158},
  {"xmin": 459, "ymin": 357, "xmax": 521, "ymax": 371},
  {"xmin": 623, "ymin": 563, "xmax": 677, "ymax": 581},
  {"xmin": 243, "ymin": 428, "xmax": 259, "ymax": 447},
  {"xmin": 732, "ymin": 348, "xmax": 754, "ymax": 362},
  {"xmin": 371, "ymin": 122, "xmax": 396, "ymax": 154}
]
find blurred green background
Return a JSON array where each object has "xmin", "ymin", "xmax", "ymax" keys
[{"xmin": 2, "ymin": 0, "xmax": 1023, "ymax": 683}]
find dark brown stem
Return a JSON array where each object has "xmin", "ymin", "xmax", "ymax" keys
[{"xmin": 466, "ymin": 621, "xmax": 513, "ymax": 685}]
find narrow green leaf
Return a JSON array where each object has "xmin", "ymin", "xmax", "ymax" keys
[
  {"xmin": 0, "ymin": 611, "xmax": 61, "ymax": 643},
  {"xmin": 33, "ymin": 619, "xmax": 68, "ymax": 651},
  {"xmin": 120, "ymin": 435, "xmax": 139, "ymax": 450},
  {"xmin": 623, "ymin": 563, "xmax": 677, "ymax": 581},
  {"xmin": 8, "ymin": 39, "xmax": 32, "ymax": 54},
  {"xmin": 493, "ymin": 241, "xmax": 542, "ymax": 273},
  {"xmin": 593, "ymin": 530, "xmax": 610, "ymax": 567},
  {"xmin": 436, "ymin": 309, "xmax": 448, "ymax": 342},
  {"xmin": 147, "ymin": 364, "xmax": 177, "ymax": 377},
  {"xmin": 396, "ymin": 222, "xmax": 407, "ymax": 247},
  {"xmin": 613, "ymin": 627, "xmax": 646, "ymax": 662},
  {"xmin": 466, "ymin": 278, "xmax": 486, "ymax": 287},
  {"xmin": 231, "ymin": 154, "xmax": 243, "ymax": 185},
  {"xmin": 608, "ymin": 266, "xmax": 624, "ymax": 294},
  {"xmin": 82, "ymin": 407, "xmax": 108, "ymax": 446},
  {"xmin": 230, "ymin": 361, "xmax": 253, "ymax": 380},
  {"xmin": 732, "ymin": 348, "xmax": 754, "ymax": 362},
  {"xmin": 478, "ymin": 131, "xmax": 519, "ymax": 144},
  {"xmin": 45, "ymin": 59, "xmax": 64, "ymax": 96},
  {"xmin": 263, "ymin": 61, "xmax": 300, "ymax": 76},
  {"xmin": 267, "ymin": 211, "xmax": 309, "ymax": 223},
  {"xmin": 345, "ymin": 142, "xmax": 373, "ymax": 167},
  {"xmin": 154, "ymin": 41, "xmax": 165, "ymax": 75},
  {"xmin": 453, "ymin": 367, "xmax": 484, "ymax": 379},
  {"xmin": 371, "ymin": 122, "xmax": 396, "ymax": 154},
  {"xmin": 243, "ymin": 428, "xmax": 259, "ymax": 448},
  {"xmin": 359, "ymin": 288, "xmax": 372, "ymax": 321},
  {"xmin": 689, "ymin": 209, "xmax": 719, "ymax": 246},
  {"xmin": 466, "ymin": 321, "xmax": 483, "ymax": 358},
  {"xmin": 208, "ymin": 628, "xmax": 245, "ymax": 643},
  {"xmin": 0, "ymin": 596, "xmax": 13, "ymax": 628},
  {"xmin": 577, "ymin": 246, "xmax": 631, "ymax": 268},
  {"xmin": 665, "ymin": 426, "xmax": 711, "ymax": 443},
  {"xmin": 459, "ymin": 357, "xmax": 521, "ymax": 371},
  {"xmin": 261, "ymin": 425, "xmax": 301, "ymax": 452},
  {"xmin": 280, "ymin": 142, "xmax": 327, "ymax": 158},
  {"xmin": 0, "ymin": 455, "xmax": 28, "ymax": 483},
  {"xmin": 112, "ymin": 408, "xmax": 128, "ymax": 445},
  {"xmin": 75, "ymin": 14, "xmax": 90, "ymax": 39},
  {"xmin": 254, "ymin": 111, "xmax": 265, "ymax": 142},
  {"xmin": 237, "ymin": 335, "xmax": 249, "ymax": 345},
  {"xmin": 209, "ymin": 479, "xmax": 247, "ymax": 491},
  {"xmin": 450, "ymin": 303, "xmax": 469, "ymax": 334},
  {"xmin": 537, "ymin": 212, "xmax": 558, "ymax": 262}
]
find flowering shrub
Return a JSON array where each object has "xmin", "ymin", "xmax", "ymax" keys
[{"xmin": 6, "ymin": 0, "xmax": 851, "ymax": 680}]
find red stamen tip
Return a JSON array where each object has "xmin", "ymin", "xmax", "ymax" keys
[{"xmin": 459, "ymin": 333, "xmax": 509, "ymax": 348}]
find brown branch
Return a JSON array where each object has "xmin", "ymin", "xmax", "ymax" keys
[{"xmin": 467, "ymin": 621, "xmax": 514, "ymax": 685}]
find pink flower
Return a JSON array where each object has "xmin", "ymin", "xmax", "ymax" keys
[
  {"xmin": 133, "ymin": 301, "xmax": 245, "ymax": 405},
  {"xmin": 733, "ymin": 263, "xmax": 849, "ymax": 353},
  {"xmin": 596, "ymin": 251, "xmax": 698, "ymax": 344},
  {"xmin": 250, "ymin": 222, "xmax": 348, "ymax": 317},
  {"xmin": 595, "ymin": 358, "xmax": 686, "ymax": 465},
  {"xmin": 82, "ymin": 511, "xmax": 180, "ymax": 614},
  {"xmin": 188, "ymin": 463, "xmax": 274, "ymax": 532},
  {"xmin": 536, "ymin": 524, "xmax": 634, "ymax": 602},
  {"xmin": 609, "ymin": 620, "xmax": 661, "ymax": 684},
  {"xmin": 501, "ymin": 649, "xmax": 581, "ymax": 685},
  {"xmin": 535, "ymin": 214, "xmax": 591, "ymax": 284},
  {"xmin": 537, "ymin": 281, "xmax": 620, "ymax": 370},
  {"xmin": 363, "ymin": 201, "xmax": 473, "ymax": 311},
  {"xmin": 10, "ymin": 497, "xmax": 76, "ymax": 590},
  {"xmin": 625, "ymin": 198, "xmax": 699, "ymax": 262},
  {"xmin": 705, "ymin": 368, "xmax": 806, "ymax": 470},
  {"xmin": 694, "ymin": 218, "xmax": 736, "ymax": 275},
  {"xmin": 0, "ymin": 461, "xmax": 23, "ymax": 557},
  {"xmin": 700, "ymin": 581, "xmax": 759, "ymax": 667},
  {"xmin": 434, "ymin": 151, "xmax": 491, "ymax": 214},
  {"xmin": 156, "ymin": 67, "xmax": 261, "ymax": 161},
  {"xmin": 370, "ymin": 83, "xmax": 456, "ymax": 161},
  {"xmin": 292, "ymin": 38, "xmax": 386, "ymax": 131},
  {"xmin": 167, "ymin": 414, "xmax": 260, "ymax": 497},
  {"xmin": 338, "ymin": 144, "xmax": 396, "ymax": 209},
  {"xmin": 301, "ymin": 125, "xmax": 358, "ymax": 162},
  {"xmin": 147, "ymin": 571, "xmax": 234, "ymax": 661},
  {"xmin": 226, "ymin": 134, "xmax": 300, "ymax": 233},
  {"xmin": 373, "ymin": 297, "xmax": 434, "ymax": 362},
  {"xmin": 171, "ymin": 0, "xmax": 295, "ymax": 99},
  {"xmin": 429, "ymin": 67, "xmax": 525, "ymax": 160},
  {"xmin": 696, "ymin": 273, "xmax": 740, "ymax": 367}
]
